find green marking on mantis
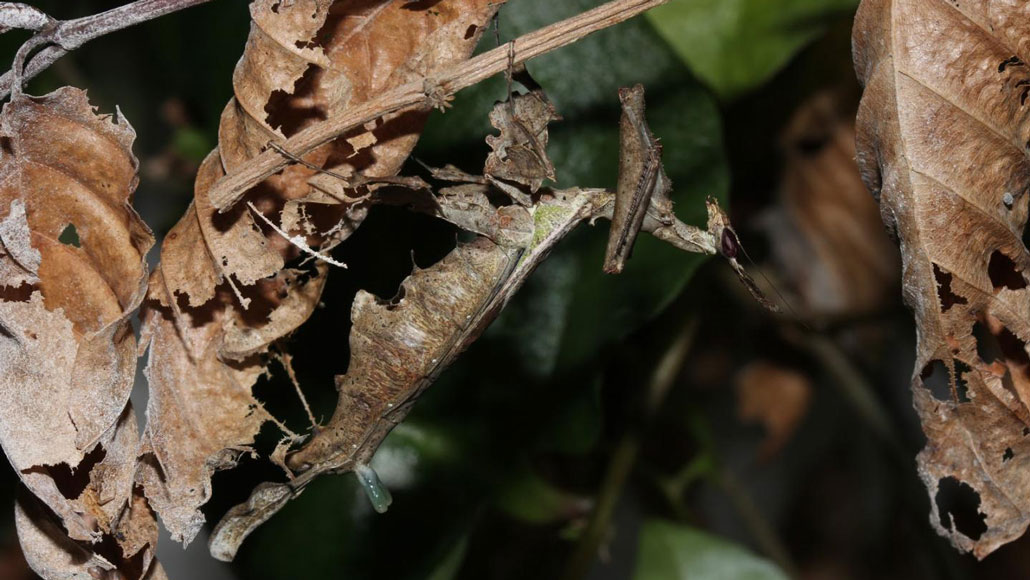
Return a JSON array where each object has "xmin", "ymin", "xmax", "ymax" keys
[{"xmin": 517, "ymin": 196, "xmax": 588, "ymax": 268}]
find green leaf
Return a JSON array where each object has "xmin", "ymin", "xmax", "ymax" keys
[
  {"xmin": 493, "ymin": 466, "xmax": 587, "ymax": 524},
  {"xmin": 646, "ymin": 0, "xmax": 857, "ymax": 99},
  {"xmin": 426, "ymin": 536, "xmax": 470, "ymax": 580},
  {"xmin": 634, "ymin": 520, "xmax": 789, "ymax": 580},
  {"xmin": 172, "ymin": 127, "xmax": 212, "ymax": 163}
]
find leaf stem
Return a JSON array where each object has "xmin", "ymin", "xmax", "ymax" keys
[
  {"xmin": 1, "ymin": 0, "xmax": 215, "ymax": 98},
  {"xmin": 207, "ymin": 0, "xmax": 671, "ymax": 211}
]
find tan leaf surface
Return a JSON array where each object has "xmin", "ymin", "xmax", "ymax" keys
[
  {"xmin": 142, "ymin": 0, "xmax": 503, "ymax": 545},
  {"xmin": 0, "ymin": 88, "xmax": 157, "ymax": 577},
  {"xmin": 854, "ymin": 0, "xmax": 1030, "ymax": 557}
]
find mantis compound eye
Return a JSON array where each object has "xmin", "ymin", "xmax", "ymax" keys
[{"xmin": 720, "ymin": 228, "xmax": 740, "ymax": 260}]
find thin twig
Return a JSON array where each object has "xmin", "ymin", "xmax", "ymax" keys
[
  {"xmin": 208, "ymin": 0, "xmax": 671, "ymax": 211},
  {"xmin": 1, "ymin": 0, "xmax": 215, "ymax": 98},
  {"xmin": 274, "ymin": 351, "xmax": 320, "ymax": 431}
]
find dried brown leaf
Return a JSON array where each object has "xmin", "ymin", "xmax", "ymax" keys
[
  {"xmin": 484, "ymin": 86, "xmax": 559, "ymax": 193},
  {"xmin": 0, "ymin": 87, "xmax": 156, "ymax": 578},
  {"xmin": 762, "ymin": 90, "xmax": 899, "ymax": 318},
  {"xmin": 855, "ymin": 0, "xmax": 1030, "ymax": 557},
  {"xmin": 735, "ymin": 361, "xmax": 812, "ymax": 460}
]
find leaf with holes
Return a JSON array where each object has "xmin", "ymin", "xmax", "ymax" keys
[
  {"xmin": 141, "ymin": 0, "xmax": 504, "ymax": 546},
  {"xmin": 0, "ymin": 87, "xmax": 159, "ymax": 579},
  {"xmin": 854, "ymin": 0, "xmax": 1030, "ymax": 558}
]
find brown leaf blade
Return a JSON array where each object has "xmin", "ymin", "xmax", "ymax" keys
[
  {"xmin": 855, "ymin": 0, "xmax": 1030, "ymax": 557},
  {"xmin": 0, "ymin": 87, "xmax": 157, "ymax": 578}
]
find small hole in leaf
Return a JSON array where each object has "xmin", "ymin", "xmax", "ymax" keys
[
  {"xmin": 58, "ymin": 224, "xmax": 80, "ymax": 248},
  {"xmin": 954, "ymin": 360, "xmax": 972, "ymax": 402},
  {"xmin": 988, "ymin": 250, "xmax": 1027, "ymax": 290},
  {"xmin": 921, "ymin": 360, "xmax": 951, "ymax": 402},
  {"xmin": 974, "ymin": 320, "xmax": 1001, "ymax": 364},
  {"xmin": 935, "ymin": 477, "xmax": 987, "ymax": 541},
  {"xmin": 1023, "ymin": 427, "xmax": 1029, "ymax": 437},
  {"xmin": 464, "ymin": 24, "xmax": 477, "ymax": 39},
  {"xmin": 933, "ymin": 264, "xmax": 967, "ymax": 311},
  {"xmin": 795, "ymin": 134, "xmax": 829, "ymax": 156},
  {"xmin": 264, "ymin": 63, "xmax": 327, "ymax": 137},
  {"xmin": 1004, "ymin": 447, "xmax": 1014, "ymax": 462},
  {"xmin": 21, "ymin": 445, "xmax": 106, "ymax": 500}
]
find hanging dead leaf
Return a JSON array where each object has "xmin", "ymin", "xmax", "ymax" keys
[
  {"xmin": 0, "ymin": 87, "xmax": 157, "ymax": 578},
  {"xmin": 761, "ymin": 89, "xmax": 899, "ymax": 318},
  {"xmin": 142, "ymin": 0, "xmax": 505, "ymax": 545},
  {"xmin": 854, "ymin": 0, "xmax": 1030, "ymax": 558}
]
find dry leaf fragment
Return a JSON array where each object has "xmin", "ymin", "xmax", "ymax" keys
[
  {"xmin": 0, "ymin": 199, "xmax": 40, "ymax": 285},
  {"xmin": 484, "ymin": 84, "xmax": 560, "ymax": 193},
  {"xmin": 855, "ymin": 0, "xmax": 1030, "ymax": 558},
  {"xmin": 735, "ymin": 361, "xmax": 812, "ymax": 460}
]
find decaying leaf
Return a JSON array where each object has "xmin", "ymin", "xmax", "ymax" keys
[
  {"xmin": 141, "ymin": 0, "xmax": 505, "ymax": 545},
  {"xmin": 854, "ymin": 0, "xmax": 1030, "ymax": 557},
  {"xmin": 484, "ymin": 81, "xmax": 560, "ymax": 194},
  {"xmin": 0, "ymin": 88, "xmax": 157, "ymax": 578}
]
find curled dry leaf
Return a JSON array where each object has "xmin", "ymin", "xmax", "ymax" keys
[
  {"xmin": 855, "ymin": 0, "xmax": 1030, "ymax": 557},
  {"xmin": 141, "ymin": 0, "xmax": 504, "ymax": 545},
  {"xmin": 484, "ymin": 82, "xmax": 560, "ymax": 194},
  {"xmin": 761, "ymin": 90, "xmax": 899, "ymax": 318},
  {"xmin": 0, "ymin": 88, "xmax": 157, "ymax": 578}
]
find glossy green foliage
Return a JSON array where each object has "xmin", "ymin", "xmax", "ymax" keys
[{"xmin": 646, "ymin": 0, "xmax": 857, "ymax": 99}]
